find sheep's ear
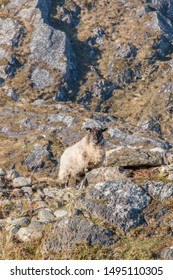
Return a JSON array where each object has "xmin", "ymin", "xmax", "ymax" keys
[
  {"xmin": 86, "ymin": 127, "xmax": 92, "ymax": 132},
  {"xmin": 102, "ymin": 127, "xmax": 108, "ymax": 132}
]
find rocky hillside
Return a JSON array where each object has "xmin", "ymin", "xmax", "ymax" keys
[{"xmin": 1, "ymin": 0, "xmax": 173, "ymax": 260}]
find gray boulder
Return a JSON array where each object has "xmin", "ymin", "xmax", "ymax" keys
[
  {"xmin": 4, "ymin": 0, "xmax": 77, "ymax": 101},
  {"xmin": 108, "ymin": 128, "xmax": 171, "ymax": 149},
  {"xmin": 145, "ymin": 0, "xmax": 173, "ymax": 59},
  {"xmin": 74, "ymin": 180, "xmax": 151, "ymax": 232},
  {"xmin": 0, "ymin": 18, "xmax": 22, "ymax": 46},
  {"xmin": 86, "ymin": 166, "xmax": 132, "ymax": 184},
  {"xmin": 48, "ymin": 113, "xmax": 75, "ymax": 128},
  {"xmin": 114, "ymin": 42, "xmax": 137, "ymax": 59},
  {"xmin": 24, "ymin": 143, "xmax": 55, "ymax": 172},
  {"xmin": 144, "ymin": 181, "xmax": 173, "ymax": 201},
  {"xmin": 42, "ymin": 215, "xmax": 119, "ymax": 254},
  {"xmin": 105, "ymin": 147, "xmax": 163, "ymax": 167},
  {"xmin": 138, "ymin": 114, "xmax": 162, "ymax": 136},
  {"xmin": 29, "ymin": 19, "xmax": 77, "ymax": 93}
]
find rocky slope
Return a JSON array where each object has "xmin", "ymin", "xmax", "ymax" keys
[{"xmin": 1, "ymin": 0, "xmax": 173, "ymax": 260}]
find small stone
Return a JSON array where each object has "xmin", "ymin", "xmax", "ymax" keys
[
  {"xmin": 13, "ymin": 177, "xmax": 32, "ymax": 188},
  {"xmin": 43, "ymin": 187, "xmax": 60, "ymax": 198},
  {"xmin": 38, "ymin": 208, "xmax": 55, "ymax": 223},
  {"xmin": 6, "ymin": 224, "xmax": 21, "ymax": 234},
  {"xmin": 0, "ymin": 168, "xmax": 6, "ymax": 176},
  {"xmin": 21, "ymin": 187, "xmax": 33, "ymax": 197},
  {"xmin": 159, "ymin": 166, "xmax": 169, "ymax": 176},
  {"xmin": 0, "ymin": 219, "xmax": 6, "ymax": 228},
  {"xmin": 54, "ymin": 209, "xmax": 68, "ymax": 218},
  {"xmin": 32, "ymin": 190, "xmax": 45, "ymax": 202},
  {"xmin": 12, "ymin": 188, "xmax": 24, "ymax": 197},
  {"xmin": 168, "ymin": 174, "xmax": 173, "ymax": 180},
  {"xmin": 16, "ymin": 221, "xmax": 44, "ymax": 242},
  {"xmin": 161, "ymin": 246, "xmax": 173, "ymax": 260},
  {"xmin": 31, "ymin": 67, "xmax": 53, "ymax": 89},
  {"xmin": 145, "ymin": 181, "xmax": 164, "ymax": 199},
  {"xmin": 6, "ymin": 169, "xmax": 20, "ymax": 180},
  {"xmin": 6, "ymin": 216, "xmax": 30, "ymax": 227},
  {"xmin": 7, "ymin": 88, "xmax": 18, "ymax": 101},
  {"xmin": 0, "ymin": 199, "xmax": 12, "ymax": 208},
  {"xmin": 35, "ymin": 201, "xmax": 48, "ymax": 209}
]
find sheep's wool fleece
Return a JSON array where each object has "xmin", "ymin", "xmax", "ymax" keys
[{"xmin": 58, "ymin": 134, "xmax": 105, "ymax": 182}]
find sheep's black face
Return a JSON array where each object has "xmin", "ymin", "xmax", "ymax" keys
[
  {"xmin": 92, "ymin": 129, "xmax": 104, "ymax": 144},
  {"xmin": 86, "ymin": 127, "xmax": 107, "ymax": 145}
]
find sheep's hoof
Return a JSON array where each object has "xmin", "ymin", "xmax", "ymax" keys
[{"xmin": 77, "ymin": 178, "xmax": 88, "ymax": 189}]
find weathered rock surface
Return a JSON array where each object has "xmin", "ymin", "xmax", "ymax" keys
[
  {"xmin": 54, "ymin": 209, "xmax": 68, "ymax": 219},
  {"xmin": 0, "ymin": 168, "xmax": 6, "ymax": 176},
  {"xmin": 31, "ymin": 67, "xmax": 53, "ymax": 89},
  {"xmin": 16, "ymin": 221, "xmax": 45, "ymax": 242},
  {"xmin": 24, "ymin": 143, "xmax": 55, "ymax": 172},
  {"xmin": 12, "ymin": 177, "xmax": 32, "ymax": 188},
  {"xmin": 42, "ymin": 215, "xmax": 120, "ymax": 255},
  {"xmin": 105, "ymin": 147, "xmax": 163, "ymax": 167},
  {"xmin": 0, "ymin": 0, "xmax": 77, "ymax": 102},
  {"xmin": 0, "ymin": 18, "xmax": 21, "ymax": 46},
  {"xmin": 6, "ymin": 216, "xmax": 30, "ymax": 227},
  {"xmin": 29, "ymin": 22, "xmax": 76, "ymax": 86},
  {"xmin": 86, "ymin": 166, "xmax": 132, "ymax": 184},
  {"xmin": 38, "ymin": 208, "xmax": 55, "ymax": 223},
  {"xmin": 160, "ymin": 246, "xmax": 173, "ymax": 260},
  {"xmin": 107, "ymin": 128, "xmax": 171, "ymax": 149},
  {"xmin": 74, "ymin": 180, "xmax": 151, "ymax": 232},
  {"xmin": 144, "ymin": 181, "xmax": 173, "ymax": 201}
]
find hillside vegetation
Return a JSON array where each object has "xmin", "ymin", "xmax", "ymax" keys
[{"xmin": 1, "ymin": 0, "xmax": 173, "ymax": 260}]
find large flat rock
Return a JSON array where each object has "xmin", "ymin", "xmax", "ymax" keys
[{"xmin": 105, "ymin": 147, "xmax": 163, "ymax": 167}]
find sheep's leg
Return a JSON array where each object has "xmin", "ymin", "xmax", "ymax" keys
[
  {"xmin": 78, "ymin": 177, "xmax": 88, "ymax": 189},
  {"xmin": 58, "ymin": 175, "xmax": 69, "ymax": 189},
  {"xmin": 59, "ymin": 182, "xmax": 68, "ymax": 189},
  {"xmin": 68, "ymin": 176, "xmax": 77, "ymax": 188}
]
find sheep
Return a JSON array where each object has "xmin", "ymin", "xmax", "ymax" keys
[{"xmin": 58, "ymin": 127, "xmax": 107, "ymax": 188}]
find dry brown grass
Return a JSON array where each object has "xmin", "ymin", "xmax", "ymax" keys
[
  {"xmin": 132, "ymin": 166, "xmax": 164, "ymax": 183},
  {"xmin": 0, "ymin": 231, "xmax": 43, "ymax": 260},
  {"xmin": 0, "ymin": 0, "xmax": 9, "ymax": 6}
]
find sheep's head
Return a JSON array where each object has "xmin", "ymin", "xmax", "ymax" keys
[{"xmin": 86, "ymin": 127, "xmax": 107, "ymax": 145}]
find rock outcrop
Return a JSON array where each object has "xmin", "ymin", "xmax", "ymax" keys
[{"xmin": 1, "ymin": 0, "xmax": 173, "ymax": 260}]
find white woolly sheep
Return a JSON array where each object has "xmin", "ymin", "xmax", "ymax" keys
[{"xmin": 58, "ymin": 127, "xmax": 107, "ymax": 187}]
